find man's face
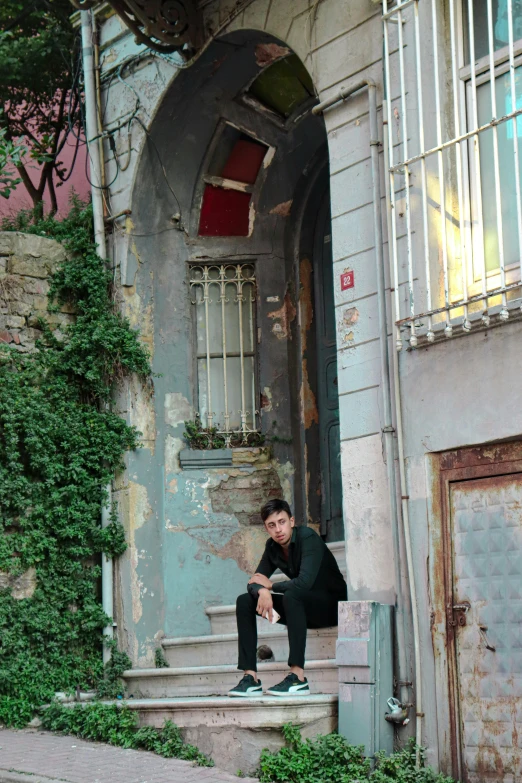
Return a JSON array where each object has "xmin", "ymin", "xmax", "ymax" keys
[{"xmin": 264, "ymin": 510, "xmax": 295, "ymax": 547}]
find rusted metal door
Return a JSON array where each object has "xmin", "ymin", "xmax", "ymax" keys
[{"xmin": 446, "ymin": 467, "xmax": 522, "ymax": 781}]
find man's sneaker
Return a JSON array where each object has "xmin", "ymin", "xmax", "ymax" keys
[
  {"xmin": 228, "ymin": 674, "xmax": 263, "ymax": 698},
  {"xmin": 266, "ymin": 673, "xmax": 310, "ymax": 696}
]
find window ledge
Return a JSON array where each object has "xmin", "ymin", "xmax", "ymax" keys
[
  {"xmin": 179, "ymin": 446, "xmax": 271, "ymax": 470},
  {"xmin": 179, "ymin": 449, "xmax": 233, "ymax": 470}
]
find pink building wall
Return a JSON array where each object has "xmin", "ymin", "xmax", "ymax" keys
[{"xmin": 0, "ymin": 136, "xmax": 90, "ymax": 220}]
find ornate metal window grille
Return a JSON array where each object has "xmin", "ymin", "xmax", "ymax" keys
[
  {"xmin": 190, "ymin": 263, "xmax": 259, "ymax": 446},
  {"xmin": 383, "ymin": 0, "xmax": 522, "ymax": 350}
]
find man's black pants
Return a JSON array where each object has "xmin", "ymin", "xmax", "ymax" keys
[{"xmin": 236, "ymin": 588, "xmax": 345, "ymax": 671}]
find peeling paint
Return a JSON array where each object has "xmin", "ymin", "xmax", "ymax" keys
[
  {"xmin": 248, "ymin": 199, "xmax": 256, "ymax": 236},
  {"xmin": 104, "ymin": 47, "xmax": 117, "ymax": 64},
  {"xmin": 126, "ymin": 481, "xmax": 153, "ymax": 625},
  {"xmin": 299, "ymin": 257, "xmax": 313, "ymax": 352},
  {"xmin": 122, "ymin": 278, "xmax": 154, "ymax": 359},
  {"xmin": 130, "ymin": 374, "xmax": 156, "ymax": 453},
  {"xmin": 263, "ymin": 146, "xmax": 276, "ymax": 168},
  {"xmin": 209, "ymin": 466, "xmax": 283, "ymax": 526},
  {"xmin": 267, "ymin": 291, "xmax": 296, "ymax": 340},
  {"xmin": 165, "ymin": 392, "xmax": 192, "ymax": 428},
  {"xmin": 255, "ymin": 42, "xmax": 291, "ymax": 67},
  {"xmin": 301, "ymin": 358, "xmax": 319, "ymax": 429},
  {"xmin": 270, "ymin": 200, "xmax": 293, "ymax": 217},
  {"xmin": 165, "ymin": 435, "xmax": 185, "ymax": 474},
  {"xmin": 274, "ymin": 460, "xmax": 295, "ymax": 506},
  {"xmin": 343, "ymin": 307, "xmax": 359, "ymax": 325},
  {"xmin": 261, "ymin": 386, "xmax": 273, "ymax": 411},
  {"xmin": 215, "ymin": 526, "xmax": 268, "ymax": 573}
]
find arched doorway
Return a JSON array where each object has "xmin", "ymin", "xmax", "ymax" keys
[{"xmin": 124, "ymin": 29, "xmax": 344, "ymax": 639}]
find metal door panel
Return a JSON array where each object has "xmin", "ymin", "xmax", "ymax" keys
[{"xmin": 450, "ymin": 473, "xmax": 522, "ymax": 782}]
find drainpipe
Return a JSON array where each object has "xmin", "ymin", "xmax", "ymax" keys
[
  {"xmin": 313, "ymin": 83, "xmax": 412, "ymax": 724},
  {"xmin": 382, "ymin": 98, "xmax": 423, "ymax": 760},
  {"xmin": 81, "ymin": 9, "xmax": 113, "ymax": 664}
]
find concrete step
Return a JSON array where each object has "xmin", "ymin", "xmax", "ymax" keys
[
  {"xmin": 124, "ymin": 658, "xmax": 338, "ymax": 698},
  {"xmin": 121, "ymin": 694, "xmax": 338, "ymax": 775},
  {"xmin": 206, "ymin": 603, "xmax": 290, "ymax": 635},
  {"xmin": 161, "ymin": 626, "xmax": 337, "ymax": 668},
  {"xmin": 206, "ymin": 603, "xmax": 342, "ymax": 637}
]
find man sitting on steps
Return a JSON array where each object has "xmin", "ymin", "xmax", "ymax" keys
[{"xmin": 228, "ymin": 498, "xmax": 347, "ymax": 698}]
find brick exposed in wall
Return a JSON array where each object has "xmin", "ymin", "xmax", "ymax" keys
[{"xmin": 209, "ymin": 466, "xmax": 283, "ymax": 525}]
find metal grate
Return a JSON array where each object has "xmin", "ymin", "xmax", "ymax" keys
[
  {"xmin": 383, "ymin": 0, "xmax": 522, "ymax": 349},
  {"xmin": 190, "ymin": 262, "xmax": 259, "ymax": 445}
]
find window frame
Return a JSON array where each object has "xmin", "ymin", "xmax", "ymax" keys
[
  {"xmin": 191, "ymin": 119, "xmax": 274, "ymax": 240},
  {"xmin": 188, "ymin": 258, "xmax": 261, "ymax": 446},
  {"xmin": 458, "ymin": 0, "xmax": 522, "ymax": 296}
]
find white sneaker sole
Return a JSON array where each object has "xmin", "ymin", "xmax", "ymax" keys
[
  {"xmin": 266, "ymin": 687, "xmax": 310, "ymax": 697},
  {"xmin": 228, "ymin": 689, "xmax": 264, "ymax": 698}
]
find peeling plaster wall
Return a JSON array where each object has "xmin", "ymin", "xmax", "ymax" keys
[{"xmin": 98, "ymin": 0, "xmax": 394, "ymax": 668}]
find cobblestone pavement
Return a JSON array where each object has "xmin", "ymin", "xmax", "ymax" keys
[{"xmin": 0, "ymin": 729, "xmax": 259, "ymax": 783}]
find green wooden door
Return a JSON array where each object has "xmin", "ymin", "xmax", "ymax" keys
[{"xmin": 313, "ymin": 195, "xmax": 343, "ymax": 541}]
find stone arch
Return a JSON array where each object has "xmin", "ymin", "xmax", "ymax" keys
[{"xmin": 117, "ymin": 26, "xmax": 343, "ymax": 657}]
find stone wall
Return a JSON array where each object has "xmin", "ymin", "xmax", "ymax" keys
[{"xmin": 0, "ymin": 232, "xmax": 74, "ymax": 351}]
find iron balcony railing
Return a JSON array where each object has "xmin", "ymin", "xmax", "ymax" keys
[{"xmin": 383, "ymin": 0, "xmax": 522, "ymax": 349}]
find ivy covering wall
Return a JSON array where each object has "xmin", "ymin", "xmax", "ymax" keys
[{"xmin": 0, "ymin": 202, "xmax": 150, "ymax": 727}]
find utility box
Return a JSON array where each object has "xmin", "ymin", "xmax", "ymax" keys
[{"xmin": 336, "ymin": 601, "xmax": 394, "ymax": 756}]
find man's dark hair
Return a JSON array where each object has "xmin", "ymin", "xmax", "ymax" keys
[{"xmin": 261, "ymin": 498, "xmax": 292, "ymax": 522}]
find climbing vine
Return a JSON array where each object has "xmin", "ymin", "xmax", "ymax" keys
[{"xmin": 0, "ymin": 200, "xmax": 151, "ymax": 727}]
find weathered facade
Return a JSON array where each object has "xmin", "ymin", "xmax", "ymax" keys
[{"xmin": 81, "ymin": 0, "xmax": 522, "ymax": 778}]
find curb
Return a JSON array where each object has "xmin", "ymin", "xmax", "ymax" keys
[{"xmin": 0, "ymin": 771, "xmax": 71, "ymax": 783}]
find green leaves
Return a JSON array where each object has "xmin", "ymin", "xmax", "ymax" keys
[
  {"xmin": 0, "ymin": 125, "xmax": 25, "ymax": 199},
  {"xmin": 0, "ymin": 2, "xmax": 82, "ymax": 211},
  {"xmin": 40, "ymin": 703, "xmax": 213, "ymax": 766},
  {"xmin": 258, "ymin": 727, "xmax": 456, "ymax": 783},
  {"xmin": 0, "ymin": 200, "xmax": 151, "ymax": 726},
  {"xmin": 183, "ymin": 417, "xmax": 226, "ymax": 450}
]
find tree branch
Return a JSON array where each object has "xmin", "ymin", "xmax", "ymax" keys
[
  {"xmin": 15, "ymin": 160, "xmax": 40, "ymax": 208},
  {"xmin": 47, "ymin": 167, "xmax": 58, "ymax": 215}
]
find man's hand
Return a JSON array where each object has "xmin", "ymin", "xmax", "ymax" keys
[
  {"xmin": 248, "ymin": 572, "xmax": 273, "ymax": 590},
  {"xmin": 256, "ymin": 588, "xmax": 274, "ymax": 622}
]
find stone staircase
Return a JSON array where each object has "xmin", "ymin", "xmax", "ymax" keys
[{"xmin": 122, "ymin": 541, "xmax": 346, "ymax": 775}]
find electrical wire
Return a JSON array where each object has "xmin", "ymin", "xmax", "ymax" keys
[
  {"xmin": 86, "ymin": 0, "xmax": 257, "ymax": 221},
  {"xmin": 131, "ymin": 116, "xmax": 182, "ymax": 216}
]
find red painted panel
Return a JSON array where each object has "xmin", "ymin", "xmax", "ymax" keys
[
  {"xmin": 199, "ymin": 185, "xmax": 251, "ymax": 236},
  {"xmin": 221, "ymin": 139, "xmax": 266, "ymax": 184}
]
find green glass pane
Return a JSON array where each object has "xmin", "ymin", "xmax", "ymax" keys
[{"xmin": 249, "ymin": 54, "xmax": 314, "ymax": 118}]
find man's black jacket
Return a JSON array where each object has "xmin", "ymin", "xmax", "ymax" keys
[{"xmin": 247, "ymin": 526, "xmax": 347, "ymax": 598}]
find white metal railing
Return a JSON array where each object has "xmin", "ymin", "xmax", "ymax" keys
[
  {"xmin": 383, "ymin": 0, "xmax": 522, "ymax": 349},
  {"xmin": 190, "ymin": 262, "xmax": 259, "ymax": 446}
]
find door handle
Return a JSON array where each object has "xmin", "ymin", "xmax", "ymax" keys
[{"xmin": 479, "ymin": 625, "xmax": 496, "ymax": 652}]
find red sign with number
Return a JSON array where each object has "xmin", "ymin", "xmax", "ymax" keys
[{"xmin": 340, "ymin": 270, "xmax": 354, "ymax": 290}]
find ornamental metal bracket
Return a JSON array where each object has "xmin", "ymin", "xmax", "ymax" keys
[{"xmin": 70, "ymin": 0, "xmax": 201, "ymax": 54}]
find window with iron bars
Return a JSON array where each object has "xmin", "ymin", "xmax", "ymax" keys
[
  {"xmin": 383, "ymin": 0, "xmax": 522, "ymax": 349},
  {"xmin": 190, "ymin": 262, "xmax": 259, "ymax": 446}
]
